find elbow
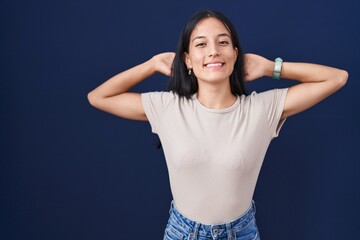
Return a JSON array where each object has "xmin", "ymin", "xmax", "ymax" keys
[
  {"xmin": 87, "ymin": 91, "xmax": 99, "ymax": 107},
  {"xmin": 336, "ymin": 70, "xmax": 348, "ymax": 89},
  {"xmin": 88, "ymin": 91, "xmax": 109, "ymax": 109}
]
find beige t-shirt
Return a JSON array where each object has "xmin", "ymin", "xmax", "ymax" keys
[{"xmin": 141, "ymin": 88, "xmax": 288, "ymax": 224}]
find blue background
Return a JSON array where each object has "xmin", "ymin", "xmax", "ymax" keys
[{"xmin": 1, "ymin": 0, "xmax": 359, "ymax": 239}]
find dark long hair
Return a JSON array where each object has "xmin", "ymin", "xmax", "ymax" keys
[
  {"xmin": 158, "ymin": 10, "xmax": 247, "ymax": 149},
  {"xmin": 169, "ymin": 10, "xmax": 247, "ymax": 98}
]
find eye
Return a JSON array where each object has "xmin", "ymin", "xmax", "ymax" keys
[
  {"xmin": 195, "ymin": 42, "xmax": 206, "ymax": 47},
  {"xmin": 219, "ymin": 40, "xmax": 229, "ymax": 45}
]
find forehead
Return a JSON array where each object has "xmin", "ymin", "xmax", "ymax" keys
[{"xmin": 191, "ymin": 17, "xmax": 231, "ymax": 39}]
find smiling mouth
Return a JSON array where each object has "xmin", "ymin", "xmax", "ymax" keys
[{"xmin": 204, "ymin": 62, "xmax": 224, "ymax": 68}]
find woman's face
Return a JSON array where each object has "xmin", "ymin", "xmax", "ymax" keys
[{"xmin": 184, "ymin": 17, "xmax": 238, "ymax": 85}]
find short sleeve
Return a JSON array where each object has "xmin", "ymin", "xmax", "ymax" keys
[
  {"xmin": 141, "ymin": 91, "xmax": 176, "ymax": 134},
  {"xmin": 255, "ymin": 88, "xmax": 288, "ymax": 138}
]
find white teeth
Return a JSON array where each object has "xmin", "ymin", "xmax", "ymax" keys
[{"xmin": 206, "ymin": 63, "xmax": 223, "ymax": 67}]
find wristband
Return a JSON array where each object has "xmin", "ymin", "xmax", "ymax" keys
[{"xmin": 272, "ymin": 57, "xmax": 283, "ymax": 79}]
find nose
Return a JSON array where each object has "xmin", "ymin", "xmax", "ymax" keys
[{"xmin": 208, "ymin": 42, "xmax": 220, "ymax": 57}]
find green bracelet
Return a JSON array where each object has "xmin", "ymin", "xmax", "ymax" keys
[{"xmin": 272, "ymin": 57, "xmax": 283, "ymax": 79}]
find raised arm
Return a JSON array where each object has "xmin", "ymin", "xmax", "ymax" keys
[
  {"xmin": 87, "ymin": 52, "xmax": 175, "ymax": 120},
  {"xmin": 244, "ymin": 53, "xmax": 348, "ymax": 119}
]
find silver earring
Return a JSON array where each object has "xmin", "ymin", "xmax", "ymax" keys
[{"xmin": 188, "ymin": 68, "xmax": 192, "ymax": 75}]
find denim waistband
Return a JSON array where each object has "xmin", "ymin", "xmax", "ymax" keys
[{"xmin": 168, "ymin": 200, "xmax": 256, "ymax": 239}]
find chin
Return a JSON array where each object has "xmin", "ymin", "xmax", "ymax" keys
[
  {"xmin": 197, "ymin": 76, "xmax": 230, "ymax": 84},
  {"xmin": 196, "ymin": 72, "xmax": 231, "ymax": 83}
]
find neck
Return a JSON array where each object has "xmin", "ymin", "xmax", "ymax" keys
[{"xmin": 196, "ymin": 81, "xmax": 237, "ymax": 109}]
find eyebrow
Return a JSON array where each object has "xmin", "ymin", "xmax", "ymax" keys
[{"xmin": 192, "ymin": 33, "xmax": 231, "ymax": 42}]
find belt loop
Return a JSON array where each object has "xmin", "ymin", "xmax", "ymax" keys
[
  {"xmin": 226, "ymin": 222, "xmax": 234, "ymax": 240},
  {"xmin": 189, "ymin": 222, "xmax": 200, "ymax": 240},
  {"xmin": 169, "ymin": 200, "xmax": 174, "ymax": 215},
  {"xmin": 252, "ymin": 199, "xmax": 256, "ymax": 215}
]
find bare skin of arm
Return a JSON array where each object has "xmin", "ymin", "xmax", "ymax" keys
[
  {"xmin": 243, "ymin": 54, "xmax": 348, "ymax": 119},
  {"xmin": 89, "ymin": 52, "xmax": 348, "ymax": 121},
  {"xmin": 87, "ymin": 52, "xmax": 175, "ymax": 120}
]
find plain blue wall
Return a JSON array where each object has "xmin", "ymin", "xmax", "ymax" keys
[{"xmin": 1, "ymin": 0, "xmax": 359, "ymax": 239}]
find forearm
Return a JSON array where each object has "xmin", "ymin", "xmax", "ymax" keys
[
  {"xmin": 88, "ymin": 58, "xmax": 156, "ymax": 99},
  {"xmin": 244, "ymin": 53, "xmax": 348, "ymax": 119},
  {"xmin": 263, "ymin": 61, "xmax": 348, "ymax": 84}
]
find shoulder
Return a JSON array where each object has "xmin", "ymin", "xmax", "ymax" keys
[
  {"xmin": 141, "ymin": 91, "xmax": 184, "ymax": 113},
  {"xmin": 244, "ymin": 88, "xmax": 288, "ymax": 103},
  {"xmin": 141, "ymin": 91, "xmax": 177, "ymax": 103},
  {"xmin": 239, "ymin": 89, "xmax": 288, "ymax": 113},
  {"xmin": 246, "ymin": 88, "xmax": 287, "ymax": 98},
  {"xmin": 141, "ymin": 91, "xmax": 177, "ymax": 98}
]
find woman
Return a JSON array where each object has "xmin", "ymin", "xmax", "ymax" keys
[{"xmin": 87, "ymin": 10, "xmax": 347, "ymax": 240}]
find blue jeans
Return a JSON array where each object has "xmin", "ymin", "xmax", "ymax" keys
[{"xmin": 163, "ymin": 200, "xmax": 260, "ymax": 240}]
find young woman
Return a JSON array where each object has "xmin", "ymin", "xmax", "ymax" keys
[{"xmin": 87, "ymin": 10, "xmax": 348, "ymax": 240}]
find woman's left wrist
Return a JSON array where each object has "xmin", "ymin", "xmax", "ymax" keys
[{"xmin": 264, "ymin": 60, "xmax": 275, "ymax": 78}]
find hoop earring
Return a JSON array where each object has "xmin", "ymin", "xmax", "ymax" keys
[{"xmin": 188, "ymin": 68, "xmax": 192, "ymax": 75}]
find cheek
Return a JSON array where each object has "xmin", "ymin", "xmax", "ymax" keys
[
  {"xmin": 191, "ymin": 51, "xmax": 203, "ymax": 60},
  {"xmin": 227, "ymin": 64, "xmax": 235, "ymax": 75},
  {"xmin": 190, "ymin": 57, "xmax": 204, "ymax": 70},
  {"xmin": 228, "ymin": 55, "xmax": 237, "ymax": 68},
  {"xmin": 188, "ymin": 49, "xmax": 204, "ymax": 66}
]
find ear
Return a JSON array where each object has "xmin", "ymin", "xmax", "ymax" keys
[
  {"xmin": 183, "ymin": 52, "xmax": 192, "ymax": 69},
  {"xmin": 234, "ymin": 47, "xmax": 238, "ymax": 61}
]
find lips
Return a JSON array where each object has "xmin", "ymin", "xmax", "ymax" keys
[{"xmin": 204, "ymin": 62, "xmax": 224, "ymax": 68}]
